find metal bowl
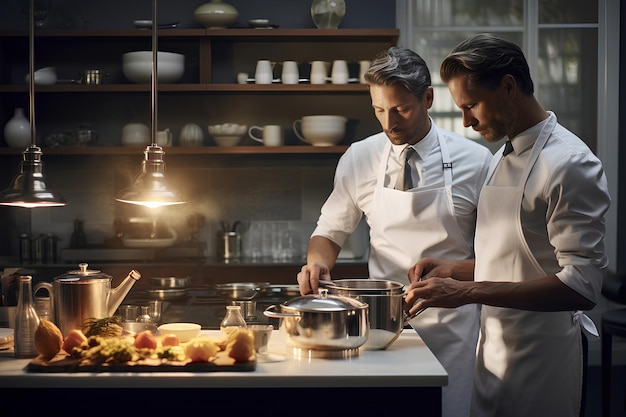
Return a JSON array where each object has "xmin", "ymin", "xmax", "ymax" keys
[
  {"xmin": 149, "ymin": 276, "xmax": 191, "ymax": 289},
  {"xmin": 146, "ymin": 288, "xmax": 187, "ymax": 300},
  {"xmin": 214, "ymin": 282, "xmax": 270, "ymax": 300}
]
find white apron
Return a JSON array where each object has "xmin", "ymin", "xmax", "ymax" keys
[
  {"xmin": 472, "ymin": 114, "xmax": 585, "ymax": 417},
  {"xmin": 369, "ymin": 136, "xmax": 480, "ymax": 417}
]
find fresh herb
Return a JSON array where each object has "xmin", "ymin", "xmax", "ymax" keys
[{"xmin": 83, "ymin": 316, "xmax": 123, "ymax": 337}]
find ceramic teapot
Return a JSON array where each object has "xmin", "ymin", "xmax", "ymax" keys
[{"xmin": 34, "ymin": 263, "xmax": 141, "ymax": 336}]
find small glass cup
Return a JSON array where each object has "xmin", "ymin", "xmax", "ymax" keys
[
  {"xmin": 248, "ymin": 324, "xmax": 274, "ymax": 353},
  {"xmin": 148, "ymin": 300, "xmax": 162, "ymax": 325},
  {"xmin": 118, "ymin": 304, "xmax": 139, "ymax": 322}
]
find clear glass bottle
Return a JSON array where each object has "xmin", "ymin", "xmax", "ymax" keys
[
  {"xmin": 14, "ymin": 276, "xmax": 41, "ymax": 359},
  {"xmin": 135, "ymin": 306, "xmax": 153, "ymax": 324},
  {"xmin": 311, "ymin": 0, "xmax": 346, "ymax": 29},
  {"xmin": 220, "ymin": 305, "xmax": 247, "ymax": 337}
]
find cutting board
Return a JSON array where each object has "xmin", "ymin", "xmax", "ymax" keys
[{"xmin": 27, "ymin": 351, "xmax": 256, "ymax": 373}]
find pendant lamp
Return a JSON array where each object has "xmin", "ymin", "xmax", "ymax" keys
[
  {"xmin": 115, "ymin": 0, "xmax": 185, "ymax": 208},
  {"xmin": 0, "ymin": 0, "xmax": 67, "ymax": 208}
]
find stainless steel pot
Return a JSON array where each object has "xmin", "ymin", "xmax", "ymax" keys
[
  {"xmin": 264, "ymin": 291, "xmax": 369, "ymax": 358},
  {"xmin": 325, "ymin": 278, "xmax": 409, "ymax": 350}
]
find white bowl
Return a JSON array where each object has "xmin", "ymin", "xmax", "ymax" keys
[
  {"xmin": 122, "ymin": 51, "xmax": 185, "ymax": 84},
  {"xmin": 209, "ymin": 123, "xmax": 247, "ymax": 146},
  {"xmin": 208, "ymin": 123, "xmax": 247, "ymax": 136},
  {"xmin": 194, "ymin": 2, "xmax": 239, "ymax": 28},
  {"xmin": 213, "ymin": 135, "xmax": 243, "ymax": 147},
  {"xmin": 25, "ymin": 67, "xmax": 57, "ymax": 85},
  {"xmin": 158, "ymin": 323, "xmax": 201, "ymax": 343},
  {"xmin": 294, "ymin": 115, "xmax": 347, "ymax": 146}
]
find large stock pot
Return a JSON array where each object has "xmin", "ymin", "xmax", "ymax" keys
[
  {"xmin": 264, "ymin": 291, "xmax": 369, "ymax": 358},
  {"xmin": 324, "ymin": 278, "xmax": 409, "ymax": 350}
]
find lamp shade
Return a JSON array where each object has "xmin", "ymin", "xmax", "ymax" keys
[
  {"xmin": 115, "ymin": 145, "xmax": 185, "ymax": 209},
  {"xmin": 0, "ymin": 145, "xmax": 67, "ymax": 208}
]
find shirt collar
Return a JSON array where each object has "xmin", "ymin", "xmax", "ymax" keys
[
  {"xmin": 509, "ymin": 117, "xmax": 550, "ymax": 155},
  {"xmin": 391, "ymin": 118, "xmax": 437, "ymax": 160}
]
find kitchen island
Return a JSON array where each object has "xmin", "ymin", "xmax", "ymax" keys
[{"xmin": 0, "ymin": 329, "xmax": 447, "ymax": 415}]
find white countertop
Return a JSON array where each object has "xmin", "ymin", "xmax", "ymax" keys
[{"xmin": 0, "ymin": 329, "xmax": 447, "ymax": 389}]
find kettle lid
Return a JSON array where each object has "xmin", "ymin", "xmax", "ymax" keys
[{"xmin": 57, "ymin": 263, "xmax": 111, "ymax": 281}]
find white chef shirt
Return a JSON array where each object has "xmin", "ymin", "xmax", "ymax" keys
[
  {"xmin": 488, "ymin": 118, "xmax": 611, "ymax": 303},
  {"xmin": 313, "ymin": 119, "xmax": 493, "ymax": 251}
]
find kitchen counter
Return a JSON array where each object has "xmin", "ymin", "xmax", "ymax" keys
[{"xmin": 0, "ymin": 329, "xmax": 447, "ymax": 414}]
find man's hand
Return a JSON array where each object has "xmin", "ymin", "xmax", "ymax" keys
[
  {"xmin": 404, "ymin": 277, "xmax": 472, "ymax": 316},
  {"xmin": 297, "ymin": 262, "xmax": 332, "ymax": 295},
  {"xmin": 408, "ymin": 257, "xmax": 475, "ymax": 283}
]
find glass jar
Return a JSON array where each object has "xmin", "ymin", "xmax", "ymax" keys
[
  {"xmin": 311, "ymin": 0, "xmax": 346, "ymax": 29},
  {"xmin": 220, "ymin": 305, "xmax": 247, "ymax": 337}
]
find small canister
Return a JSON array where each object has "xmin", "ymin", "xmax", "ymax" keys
[
  {"xmin": 217, "ymin": 231, "xmax": 241, "ymax": 260},
  {"xmin": 19, "ymin": 234, "xmax": 31, "ymax": 264},
  {"xmin": 44, "ymin": 234, "xmax": 58, "ymax": 264},
  {"xmin": 31, "ymin": 234, "xmax": 44, "ymax": 264}
]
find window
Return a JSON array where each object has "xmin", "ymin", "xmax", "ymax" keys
[{"xmin": 396, "ymin": 0, "xmax": 600, "ymax": 154}]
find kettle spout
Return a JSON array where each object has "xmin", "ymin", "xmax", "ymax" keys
[{"xmin": 108, "ymin": 270, "xmax": 141, "ymax": 317}]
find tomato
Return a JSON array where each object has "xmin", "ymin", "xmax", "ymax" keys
[
  {"xmin": 161, "ymin": 333, "xmax": 180, "ymax": 347},
  {"xmin": 133, "ymin": 330, "xmax": 158, "ymax": 350},
  {"xmin": 62, "ymin": 329, "xmax": 87, "ymax": 354}
]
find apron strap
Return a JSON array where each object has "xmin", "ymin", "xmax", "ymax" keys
[{"xmin": 572, "ymin": 310, "xmax": 599, "ymax": 338}]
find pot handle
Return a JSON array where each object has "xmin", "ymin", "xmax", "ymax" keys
[
  {"xmin": 263, "ymin": 304, "xmax": 301, "ymax": 319},
  {"xmin": 403, "ymin": 307, "xmax": 427, "ymax": 326}
]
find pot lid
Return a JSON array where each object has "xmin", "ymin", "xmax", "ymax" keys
[
  {"xmin": 282, "ymin": 291, "xmax": 367, "ymax": 312},
  {"xmin": 56, "ymin": 263, "xmax": 111, "ymax": 281}
]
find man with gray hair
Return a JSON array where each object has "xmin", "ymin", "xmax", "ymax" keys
[{"xmin": 297, "ymin": 46, "xmax": 493, "ymax": 417}]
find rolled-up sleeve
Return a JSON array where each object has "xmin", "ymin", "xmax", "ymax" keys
[
  {"xmin": 545, "ymin": 150, "xmax": 611, "ymax": 304},
  {"xmin": 312, "ymin": 147, "xmax": 364, "ymax": 248}
]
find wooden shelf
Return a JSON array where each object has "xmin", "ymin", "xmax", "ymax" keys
[
  {"xmin": 0, "ymin": 28, "xmax": 399, "ymax": 43},
  {"xmin": 0, "ymin": 84, "xmax": 369, "ymax": 93},
  {"xmin": 0, "ymin": 145, "xmax": 349, "ymax": 156}
]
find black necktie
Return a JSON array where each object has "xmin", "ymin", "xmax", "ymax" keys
[
  {"xmin": 398, "ymin": 146, "xmax": 415, "ymax": 191},
  {"xmin": 503, "ymin": 140, "xmax": 514, "ymax": 157}
]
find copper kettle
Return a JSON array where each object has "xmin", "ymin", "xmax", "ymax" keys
[{"xmin": 34, "ymin": 263, "xmax": 141, "ymax": 336}]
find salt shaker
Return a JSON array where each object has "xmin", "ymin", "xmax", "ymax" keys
[
  {"xmin": 14, "ymin": 275, "xmax": 41, "ymax": 358},
  {"xmin": 220, "ymin": 305, "xmax": 247, "ymax": 337}
]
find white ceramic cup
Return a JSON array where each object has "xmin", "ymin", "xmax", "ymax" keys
[
  {"xmin": 121, "ymin": 123, "xmax": 150, "ymax": 146},
  {"xmin": 359, "ymin": 60, "xmax": 371, "ymax": 83},
  {"xmin": 254, "ymin": 59, "xmax": 273, "ymax": 84},
  {"xmin": 310, "ymin": 60, "xmax": 329, "ymax": 84},
  {"xmin": 331, "ymin": 60, "xmax": 349, "ymax": 84},
  {"xmin": 248, "ymin": 125, "xmax": 284, "ymax": 146},
  {"xmin": 156, "ymin": 128, "xmax": 172, "ymax": 146},
  {"xmin": 281, "ymin": 61, "xmax": 299, "ymax": 85},
  {"xmin": 237, "ymin": 72, "xmax": 249, "ymax": 84}
]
